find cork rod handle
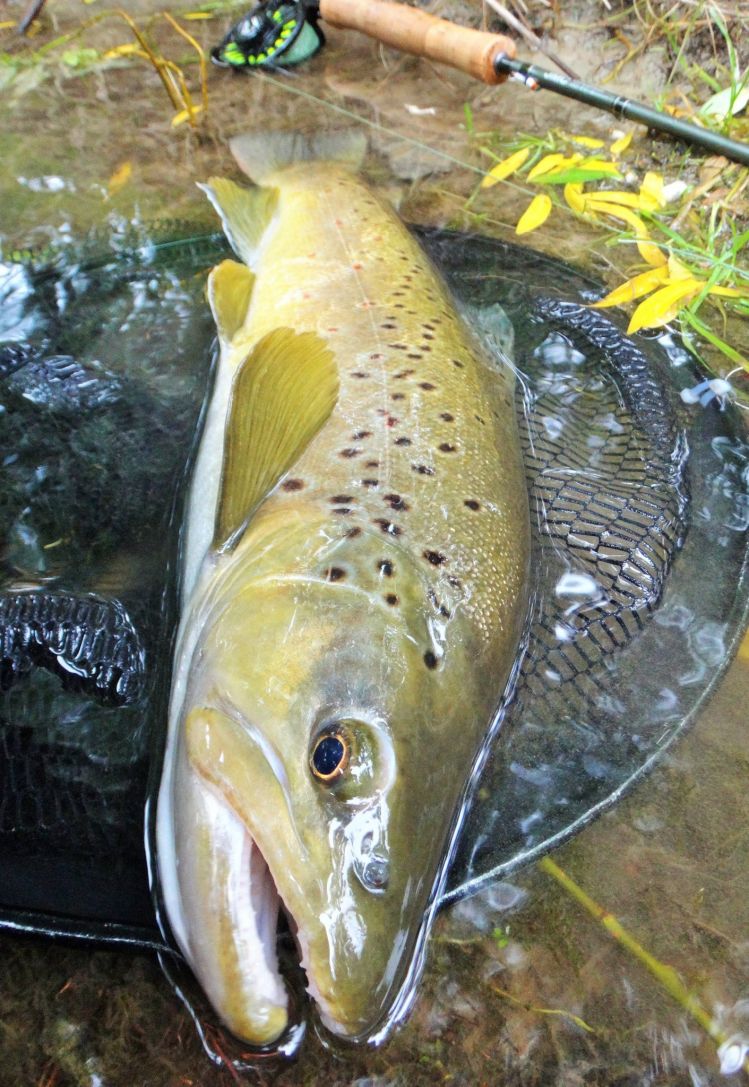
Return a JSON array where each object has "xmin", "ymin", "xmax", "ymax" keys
[{"xmin": 319, "ymin": 0, "xmax": 516, "ymax": 84}]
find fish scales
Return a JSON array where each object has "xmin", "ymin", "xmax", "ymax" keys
[
  {"xmin": 229, "ymin": 164, "xmax": 527, "ymax": 661},
  {"xmin": 157, "ymin": 135, "xmax": 530, "ymax": 1050}
]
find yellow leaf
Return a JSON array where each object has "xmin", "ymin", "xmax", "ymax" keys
[
  {"xmin": 627, "ymin": 278, "xmax": 704, "ymax": 333},
  {"xmin": 104, "ymin": 43, "xmax": 148, "ymax": 58},
  {"xmin": 171, "ymin": 104, "xmax": 204, "ymax": 127},
  {"xmin": 636, "ymin": 238, "xmax": 668, "ymax": 268},
  {"xmin": 583, "ymin": 200, "xmax": 645, "ymax": 226},
  {"xmin": 667, "ymin": 254, "xmax": 692, "ymax": 281},
  {"xmin": 610, "ymin": 131, "xmax": 633, "ymax": 156},
  {"xmin": 0, "ymin": 19, "xmax": 17, "ymax": 28},
  {"xmin": 584, "ymin": 200, "xmax": 667, "ymax": 266},
  {"xmin": 107, "ymin": 161, "xmax": 132, "ymax": 196},
  {"xmin": 709, "ymin": 284, "xmax": 749, "ymax": 298},
  {"xmin": 527, "ymin": 153, "xmax": 566, "ymax": 181},
  {"xmin": 480, "ymin": 147, "xmax": 531, "ymax": 188},
  {"xmin": 563, "ymin": 183, "xmax": 586, "ymax": 213},
  {"xmin": 184, "ymin": 11, "xmax": 214, "ymax": 17},
  {"xmin": 639, "ymin": 171, "xmax": 665, "ymax": 210},
  {"xmin": 564, "ymin": 133, "xmax": 606, "ymax": 148},
  {"xmin": 580, "ymin": 158, "xmax": 622, "ymax": 175},
  {"xmin": 516, "ymin": 193, "xmax": 553, "ymax": 235},
  {"xmin": 586, "ymin": 189, "xmax": 644, "ymax": 209},
  {"xmin": 591, "ymin": 266, "xmax": 669, "ymax": 308}
]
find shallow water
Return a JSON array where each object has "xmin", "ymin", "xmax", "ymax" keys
[{"xmin": 1, "ymin": 3, "xmax": 748, "ymax": 1084}]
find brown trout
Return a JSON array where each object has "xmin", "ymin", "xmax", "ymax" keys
[{"xmin": 155, "ymin": 131, "xmax": 529, "ymax": 1047}]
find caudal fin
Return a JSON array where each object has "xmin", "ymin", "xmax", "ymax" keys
[{"xmin": 229, "ymin": 129, "xmax": 367, "ymax": 186}]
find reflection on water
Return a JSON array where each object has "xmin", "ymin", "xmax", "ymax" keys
[{"xmin": 1, "ymin": 3, "xmax": 748, "ymax": 1081}]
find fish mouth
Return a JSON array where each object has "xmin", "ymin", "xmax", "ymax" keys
[{"xmin": 169, "ymin": 704, "xmax": 390, "ymax": 1047}]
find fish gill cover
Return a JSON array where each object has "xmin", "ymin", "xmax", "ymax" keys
[{"xmin": 0, "ymin": 221, "xmax": 747, "ymax": 1065}]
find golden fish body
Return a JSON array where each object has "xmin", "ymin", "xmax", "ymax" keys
[{"xmin": 156, "ymin": 132, "xmax": 529, "ymax": 1047}]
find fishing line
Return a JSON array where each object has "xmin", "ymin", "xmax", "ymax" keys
[{"xmin": 257, "ymin": 68, "xmax": 536, "ymax": 199}]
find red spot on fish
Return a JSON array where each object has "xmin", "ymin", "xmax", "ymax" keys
[{"xmin": 352, "ymin": 262, "xmax": 363, "ymax": 271}]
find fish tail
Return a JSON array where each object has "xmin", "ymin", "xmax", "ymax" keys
[{"xmin": 229, "ymin": 129, "xmax": 367, "ymax": 186}]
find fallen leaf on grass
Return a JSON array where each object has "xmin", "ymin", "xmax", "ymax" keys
[
  {"xmin": 480, "ymin": 147, "xmax": 531, "ymax": 187},
  {"xmin": 516, "ymin": 193, "xmax": 552, "ymax": 234},
  {"xmin": 592, "ymin": 266, "xmax": 669, "ymax": 308},
  {"xmin": 628, "ymin": 278, "xmax": 703, "ymax": 333},
  {"xmin": 107, "ymin": 161, "xmax": 132, "ymax": 196}
]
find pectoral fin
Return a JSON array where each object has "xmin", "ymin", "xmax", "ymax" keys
[
  {"xmin": 214, "ymin": 328, "xmax": 338, "ymax": 549},
  {"xmin": 207, "ymin": 259, "xmax": 255, "ymax": 345}
]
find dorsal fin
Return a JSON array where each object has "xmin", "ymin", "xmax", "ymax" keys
[
  {"xmin": 197, "ymin": 178, "xmax": 278, "ymax": 267},
  {"xmin": 207, "ymin": 259, "xmax": 255, "ymax": 345},
  {"xmin": 214, "ymin": 328, "xmax": 338, "ymax": 550}
]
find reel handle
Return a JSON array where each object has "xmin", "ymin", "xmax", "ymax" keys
[{"xmin": 319, "ymin": 0, "xmax": 516, "ymax": 84}]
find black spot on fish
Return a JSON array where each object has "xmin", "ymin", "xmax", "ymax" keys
[
  {"xmin": 332, "ymin": 507, "xmax": 352, "ymax": 515},
  {"xmin": 365, "ymin": 460, "xmax": 379, "ymax": 468},
  {"xmin": 346, "ymin": 526, "xmax": 362, "ymax": 538},
  {"xmin": 382, "ymin": 323, "xmax": 397, "ymax": 330},
  {"xmin": 378, "ymin": 559, "xmax": 394, "ymax": 576},
  {"xmin": 438, "ymin": 443, "xmax": 457, "ymax": 453},
  {"xmin": 407, "ymin": 353, "xmax": 423, "ymax": 360},
  {"xmin": 394, "ymin": 436, "xmax": 412, "ymax": 447},
  {"xmin": 452, "ymin": 359, "xmax": 464, "ymax": 369},
  {"xmin": 351, "ymin": 371, "xmax": 370, "ymax": 379},
  {"xmin": 374, "ymin": 518, "xmax": 401, "ymax": 536},
  {"xmin": 353, "ymin": 430, "xmax": 372, "ymax": 441},
  {"xmin": 362, "ymin": 478, "xmax": 379, "ymax": 487},
  {"xmin": 389, "ymin": 343, "xmax": 408, "ymax": 351},
  {"xmin": 325, "ymin": 567, "xmax": 346, "ymax": 581},
  {"xmin": 282, "ymin": 478, "xmax": 305, "ymax": 491},
  {"xmin": 391, "ymin": 393, "xmax": 405, "ymax": 401},
  {"xmin": 385, "ymin": 594, "xmax": 399, "ymax": 606},
  {"xmin": 384, "ymin": 493, "xmax": 408, "ymax": 511},
  {"xmin": 423, "ymin": 332, "xmax": 435, "ymax": 341},
  {"xmin": 419, "ymin": 382, "xmax": 436, "ymax": 391},
  {"xmin": 423, "ymin": 550, "xmax": 446, "ymax": 566},
  {"xmin": 440, "ymin": 412, "xmax": 454, "ymax": 422},
  {"xmin": 447, "ymin": 575, "xmax": 462, "ymax": 590},
  {"xmin": 464, "ymin": 499, "xmax": 480, "ymax": 511},
  {"xmin": 394, "ymin": 370, "xmax": 415, "ymax": 379},
  {"xmin": 341, "ymin": 448, "xmax": 362, "ymax": 458},
  {"xmin": 330, "ymin": 495, "xmax": 354, "ymax": 504},
  {"xmin": 423, "ymin": 650, "xmax": 438, "ymax": 670},
  {"xmin": 412, "ymin": 464, "xmax": 435, "ymax": 476},
  {"xmin": 474, "ymin": 414, "xmax": 486, "ymax": 425}
]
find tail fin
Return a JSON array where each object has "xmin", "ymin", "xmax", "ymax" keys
[{"xmin": 229, "ymin": 129, "xmax": 367, "ymax": 185}]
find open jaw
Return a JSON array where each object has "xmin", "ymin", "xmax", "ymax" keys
[{"xmin": 184, "ymin": 782, "xmax": 297, "ymax": 1047}]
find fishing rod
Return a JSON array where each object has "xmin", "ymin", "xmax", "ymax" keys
[{"xmin": 212, "ymin": 0, "xmax": 749, "ymax": 169}]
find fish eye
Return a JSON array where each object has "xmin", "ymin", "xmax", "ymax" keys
[{"xmin": 310, "ymin": 731, "xmax": 349, "ymax": 781}]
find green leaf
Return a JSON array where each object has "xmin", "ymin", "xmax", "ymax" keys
[
  {"xmin": 61, "ymin": 47, "xmax": 101, "ymax": 68},
  {"xmin": 463, "ymin": 102, "xmax": 474, "ymax": 136},
  {"xmin": 536, "ymin": 167, "xmax": 623, "ymax": 185}
]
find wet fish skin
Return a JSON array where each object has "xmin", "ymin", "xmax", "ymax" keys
[{"xmin": 156, "ymin": 133, "xmax": 530, "ymax": 1046}]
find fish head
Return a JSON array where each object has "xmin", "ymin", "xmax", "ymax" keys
[{"xmin": 163, "ymin": 532, "xmax": 493, "ymax": 1047}]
